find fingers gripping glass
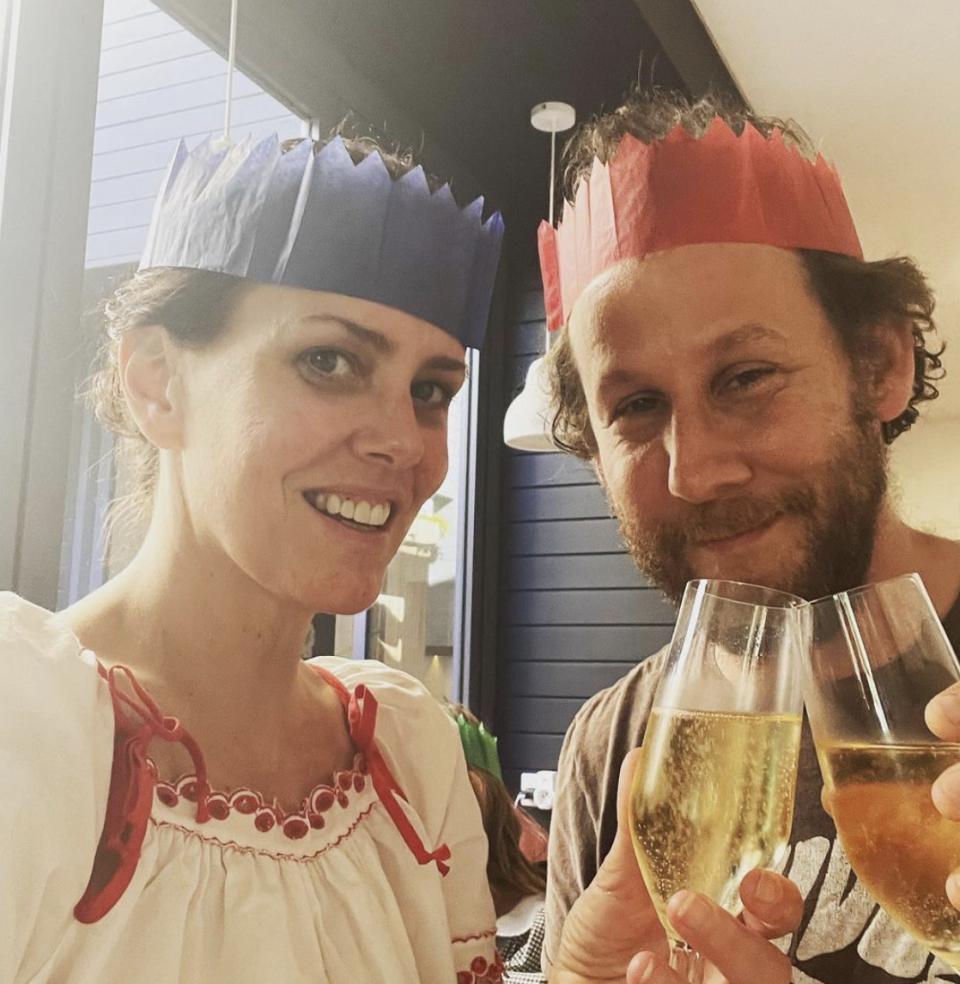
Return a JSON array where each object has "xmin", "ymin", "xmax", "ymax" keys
[
  {"xmin": 804, "ymin": 574, "xmax": 960, "ymax": 969},
  {"xmin": 629, "ymin": 580, "xmax": 806, "ymax": 982}
]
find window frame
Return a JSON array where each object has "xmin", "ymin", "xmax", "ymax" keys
[{"xmin": 0, "ymin": 0, "xmax": 105, "ymax": 606}]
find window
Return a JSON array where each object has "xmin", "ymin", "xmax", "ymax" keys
[
  {"xmin": 60, "ymin": 0, "xmax": 306, "ymax": 603},
  {"xmin": 363, "ymin": 364, "xmax": 478, "ymax": 702},
  {"xmin": 30, "ymin": 0, "xmax": 482, "ymax": 708}
]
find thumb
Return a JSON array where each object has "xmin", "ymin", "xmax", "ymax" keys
[
  {"xmin": 555, "ymin": 747, "xmax": 668, "ymax": 978},
  {"xmin": 926, "ymin": 682, "xmax": 960, "ymax": 741},
  {"xmin": 591, "ymin": 747, "xmax": 666, "ymax": 948}
]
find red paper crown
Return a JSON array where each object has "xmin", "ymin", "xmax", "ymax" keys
[{"xmin": 538, "ymin": 116, "xmax": 863, "ymax": 330}]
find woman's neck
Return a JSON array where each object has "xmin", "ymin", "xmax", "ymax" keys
[
  {"xmin": 63, "ymin": 520, "xmax": 315, "ymax": 723},
  {"xmin": 61, "ymin": 517, "xmax": 359, "ymax": 803}
]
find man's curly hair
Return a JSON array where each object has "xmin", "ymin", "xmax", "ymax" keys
[{"xmin": 545, "ymin": 88, "xmax": 945, "ymax": 459}]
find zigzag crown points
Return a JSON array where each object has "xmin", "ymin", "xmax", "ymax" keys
[
  {"xmin": 139, "ymin": 133, "xmax": 503, "ymax": 348},
  {"xmin": 539, "ymin": 116, "xmax": 861, "ymax": 330}
]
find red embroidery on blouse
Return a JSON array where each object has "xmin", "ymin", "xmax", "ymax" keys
[
  {"xmin": 153, "ymin": 753, "xmax": 369, "ymax": 840},
  {"xmin": 451, "ymin": 929, "xmax": 496, "ymax": 944},
  {"xmin": 75, "ymin": 664, "xmax": 212, "ymax": 925},
  {"xmin": 455, "ymin": 951, "xmax": 505, "ymax": 984},
  {"xmin": 314, "ymin": 666, "xmax": 453, "ymax": 877},
  {"xmin": 75, "ymin": 661, "xmax": 450, "ymax": 924},
  {"xmin": 151, "ymin": 802, "xmax": 379, "ymax": 862}
]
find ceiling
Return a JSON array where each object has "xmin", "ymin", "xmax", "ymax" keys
[{"xmin": 693, "ymin": 0, "xmax": 960, "ymax": 418}]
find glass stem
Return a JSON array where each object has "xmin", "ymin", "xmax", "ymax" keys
[{"xmin": 670, "ymin": 942, "xmax": 706, "ymax": 983}]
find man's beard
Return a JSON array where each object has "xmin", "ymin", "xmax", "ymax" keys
[{"xmin": 608, "ymin": 409, "xmax": 888, "ymax": 605}]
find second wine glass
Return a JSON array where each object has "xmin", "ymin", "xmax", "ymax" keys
[
  {"xmin": 629, "ymin": 579, "xmax": 807, "ymax": 982},
  {"xmin": 804, "ymin": 573, "xmax": 960, "ymax": 969}
]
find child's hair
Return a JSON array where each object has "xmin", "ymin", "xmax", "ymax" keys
[{"xmin": 467, "ymin": 765, "xmax": 547, "ymax": 903}]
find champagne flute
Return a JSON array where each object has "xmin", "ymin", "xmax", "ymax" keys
[
  {"xmin": 629, "ymin": 579, "xmax": 806, "ymax": 982},
  {"xmin": 805, "ymin": 573, "xmax": 960, "ymax": 968}
]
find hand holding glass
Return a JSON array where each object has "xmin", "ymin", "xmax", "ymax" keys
[{"xmin": 629, "ymin": 580, "xmax": 806, "ymax": 980}]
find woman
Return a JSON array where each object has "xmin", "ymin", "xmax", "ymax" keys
[{"xmin": 1, "ymin": 129, "xmax": 505, "ymax": 984}]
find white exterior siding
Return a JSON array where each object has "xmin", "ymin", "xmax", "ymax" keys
[{"xmin": 87, "ymin": 0, "xmax": 303, "ymax": 267}]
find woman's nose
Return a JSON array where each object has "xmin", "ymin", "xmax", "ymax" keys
[{"xmin": 352, "ymin": 393, "xmax": 426, "ymax": 468}]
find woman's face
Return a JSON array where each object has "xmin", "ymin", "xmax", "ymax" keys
[{"xmin": 164, "ymin": 283, "xmax": 467, "ymax": 614}]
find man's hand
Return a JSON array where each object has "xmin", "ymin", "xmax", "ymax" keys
[
  {"xmin": 550, "ymin": 749, "xmax": 803, "ymax": 984},
  {"xmin": 925, "ymin": 683, "xmax": 960, "ymax": 909}
]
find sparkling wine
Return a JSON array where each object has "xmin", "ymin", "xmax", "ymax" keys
[
  {"xmin": 822, "ymin": 741, "xmax": 960, "ymax": 967},
  {"xmin": 629, "ymin": 708, "xmax": 801, "ymax": 941}
]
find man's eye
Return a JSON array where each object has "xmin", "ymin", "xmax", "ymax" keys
[
  {"xmin": 300, "ymin": 348, "xmax": 354, "ymax": 378},
  {"xmin": 412, "ymin": 380, "xmax": 454, "ymax": 408},
  {"xmin": 615, "ymin": 394, "xmax": 662, "ymax": 419},
  {"xmin": 726, "ymin": 366, "xmax": 776, "ymax": 392}
]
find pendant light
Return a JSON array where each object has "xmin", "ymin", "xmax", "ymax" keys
[{"xmin": 503, "ymin": 101, "xmax": 575, "ymax": 452}]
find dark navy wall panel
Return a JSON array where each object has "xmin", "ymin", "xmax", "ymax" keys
[{"xmin": 495, "ymin": 273, "xmax": 676, "ymax": 794}]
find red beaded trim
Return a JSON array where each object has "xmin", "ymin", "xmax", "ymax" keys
[
  {"xmin": 456, "ymin": 951, "xmax": 505, "ymax": 984},
  {"xmin": 154, "ymin": 752, "xmax": 369, "ymax": 841}
]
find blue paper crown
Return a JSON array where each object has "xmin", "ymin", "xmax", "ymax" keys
[{"xmin": 139, "ymin": 134, "xmax": 504, "ymax": 349}]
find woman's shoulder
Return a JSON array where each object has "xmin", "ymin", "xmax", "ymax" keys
[
  {"xmin": 308, "ymin": 655, "xmax": 450, "ymax": 720},
  {"xmin": 0, "ymin": 591, "xmax": 99, "ymax": 671},
  {"xmin": 0, "ymin": 591, "xmax": 113, "ymax": 739},
  {"xmin": 307, "ymin": 656, "xmax": 459, "ymax": 773},
  {"xmin": 0, "ymin": 595, "xmax": 115, "ymax": 967}
]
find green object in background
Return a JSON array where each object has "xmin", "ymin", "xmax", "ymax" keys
[{"xmin": 456, "ymin": 713, "xmax": 503, "ymax": 780}]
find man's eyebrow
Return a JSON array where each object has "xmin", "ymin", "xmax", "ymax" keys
[
  {"xmin": 595, "ymin": 322, "xmax": 786, "ymax": 402},
  {"xmin": 597, "ymin": 367, "xmax": 641, "ymax": 399},
  {"xmin": 709, "ymin": 322, "xmax": 787, "ymax": 355},
  {"xmin": 296, "ymin": 314, "xmax": 392, "ymax": 354}
]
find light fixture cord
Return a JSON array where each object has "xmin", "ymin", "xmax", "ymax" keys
[
  {"xmin": 222, "ymin": 0, "xmax": 239, "ymax": 143},
  {"xmin": 549, "ymin": 129, "xmax": 556, "ymax": 226},
  {"xmin": 545, "ymin": 127, "xmax": 559, "ymax": 350}
]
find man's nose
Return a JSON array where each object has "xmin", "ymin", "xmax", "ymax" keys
[{"xmin": 663, "ymin": 408, "xmax": 752, "ymax": 504}]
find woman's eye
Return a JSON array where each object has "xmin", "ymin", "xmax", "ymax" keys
[
  {"xmin": 300, "ymin": 348, "xmax": 355, "ymax": 378},
  {"xmin": 412, "ymin": 380, "xmax": 454, "ymax": 408}
]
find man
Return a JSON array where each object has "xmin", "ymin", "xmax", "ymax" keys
[{"xmin": 539, "ymin": 88, "xmax": 960, "ymax": 983}]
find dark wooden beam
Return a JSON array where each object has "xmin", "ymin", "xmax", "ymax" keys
[
  {"xmin": 631, "ymin": 0, "xmax": 743, "ymax": 101},
  {"xmin": 154, "ymin": 0, "xmax": 498, "ymax": 209}
]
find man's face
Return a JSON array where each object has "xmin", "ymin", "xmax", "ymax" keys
[{"xmin": 568, "ymin": 243, "xmax": 888, "ymax": 603}]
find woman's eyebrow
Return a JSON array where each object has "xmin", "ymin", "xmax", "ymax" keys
[
  {"xmin": 297, "ymin": 314, "xmax": 392, "ymax": 354},
  {"xmin": 423, "ymin": 355, "xmax": 468, "ymax": 374},
  {"xmin": 299, "ymin": 314, "xmax": 467, "ymax": 373},
  {"xmin": 294, "ymin": 314, "xmax": 466, "ymax": 373}
]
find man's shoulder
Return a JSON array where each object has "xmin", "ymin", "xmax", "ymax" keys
[{"xmin": 565, "ymin": 648, "xmax": 667, "ymax": 764}]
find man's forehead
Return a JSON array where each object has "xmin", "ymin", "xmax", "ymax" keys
[{"xmin": 567, "ymin": 244, "xmax": 816, "ymax": 360}]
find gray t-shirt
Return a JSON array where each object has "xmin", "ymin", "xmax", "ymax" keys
[{"xmin": 544, "ymin": 592, "xmax": 960, "ymax": 983}]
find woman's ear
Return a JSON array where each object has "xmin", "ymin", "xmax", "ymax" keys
[
  {"xmin": 119, "ymin": 325, "xmax": 184, "ymax": 449},
  {"xmin": 868, "ymin": 318, "xmax": 916, "ymax": 424}
]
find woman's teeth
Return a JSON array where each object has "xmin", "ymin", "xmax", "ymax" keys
[{"xmin": 312, "ymin": 493, "xmax": 391, "ymax": 528}]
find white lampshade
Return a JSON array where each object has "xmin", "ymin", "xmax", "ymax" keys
[{"xmin": 503, "ymin": 356, "xmax": 557, "ymax": 452}]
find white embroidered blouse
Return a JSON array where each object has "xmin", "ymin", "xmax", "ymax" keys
[{"xmin": 0, "ymin": 592, "xmax": 502, "ymax": 984}]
